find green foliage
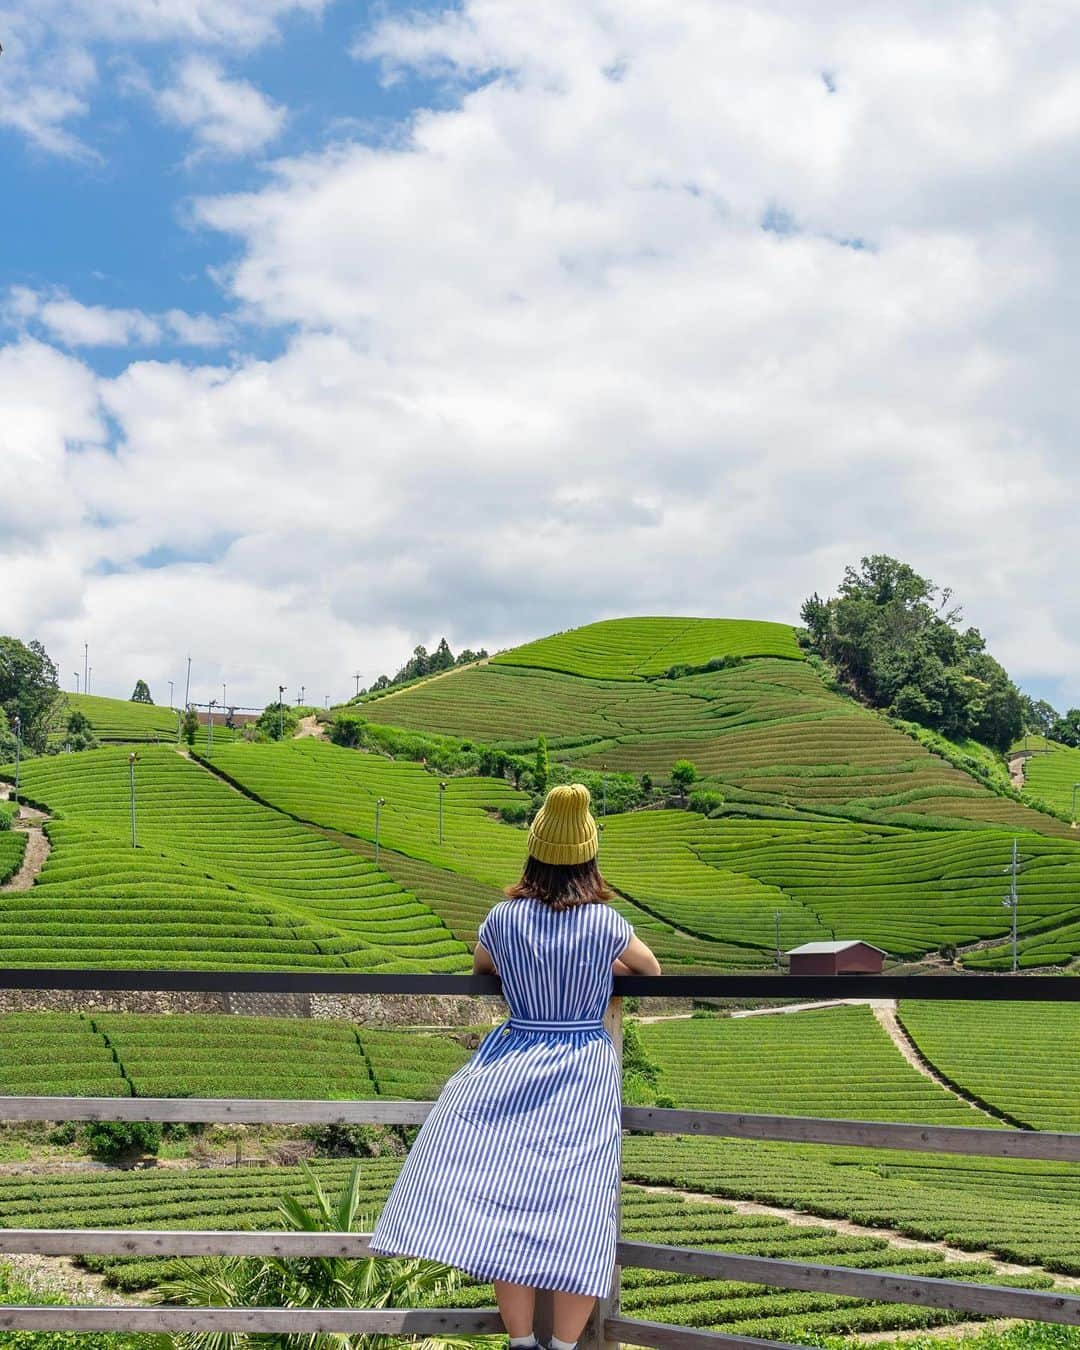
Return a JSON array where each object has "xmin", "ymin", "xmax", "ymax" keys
[
  {"xmin": 0, "ymin": 634, "xmax": 63, "ymax": 754},
  {"xmin": 255, "ymin": 700, "xmax": 298, "ymax": 741},
  {"xmin": 356, "ymin": 637, "xmax": 489, "ymax": 699},
  {"xmin": 0, "ymin": 1260, "xmax": 161, "ymax": 1347},
  {"xmin": 688, "ymin": 788, "xmax": 725, "ymax": 815},
  {"xmin": 534, "ymin": 734, "xmax": 550, "ymax": 794},
  {"xmin": 1020, "ymin": 693, "xmax": 1061, "ymax": 737},
  {"xmin": 181, "ymin": 708, "xmax": 199, "ymax": 746},
  {"xmin": 671, "ymin": 759, "xmax": 697, "ymax": 796},
  {"xmin": 1050, "ymin": 708, "xmax": 1080, "ymax": 748},
  {"xmin": 1018, "ymin": 740, "xmax": 1080, "ymax": 818},
  {"xmin": 801, "ymin": 555, "xmax": 1023, "ymax": 751},
  {"xmin": 129, "ymin": 680, "xmax": 153, "ymax": 704},
  {"xmin": 64, "ymin": 708, "xmax": 99, "ymax": 752},
  {"xmin": 82, "ymin": 1118, "xmax": 163, "ymax": 1161},
  {"xmin": 301, "ymin": 1122, "xmax": 407, "ymax": 1158}
]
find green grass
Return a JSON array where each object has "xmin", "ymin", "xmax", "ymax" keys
[
  {"xmin": 638, "ymin": 1006, "xmax": 994, "ymax": 1123},
  {"xmin": 3, "ymin": 746, "xmax": 467, "ymax": 971},
  {"xmin": 898, "ymin": 1001, "xmax": 1080, "ymax": 1131},
  {"xmin": 491, "ymin": 616, "xmax": 804, "ymax": 680},
  {"xmin": 49, "ymin": 692, "xmax": 242, "ymax": 747}
]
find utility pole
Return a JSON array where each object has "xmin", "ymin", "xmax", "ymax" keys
[
  {"xmin": 438, "ymin": 781, "xmax": 447, "ymax": 845},
  {"xmin": 1002, "ymin": 837, "xmax": 1019, "ymax": 974},
  {"xmin": 354, "ymin": 672, "xmax": 362, "ymax": 698},
  {"xmin": 184, "ymin": 656, "xmax": 192, "ymax": 708},
  {"xmin": 73, "ymin": 672, "xmax": 80, "ymax": 695},
  {"xmin": 278, "ymin": 686, "xmax": 286, "ymax": 740},
  {"xmin": 375, "ymin": 797, "xmax": 385, "ymax": 866},
  {"xmin": 13, "ymin": 716, "xmax": 20, "ymax": 799},
  {"xmin": 222, "ymin": 682, "xmax": 227, "ymax": 710},
  {"xmin": 168, "ymin": 680, "xmax": 174, "ymax": 709},
  {"xmin": 207, "ymin": 699, "xmax": 216, "ymax": 753},
  {"xmin": 83, "ymin": 643, "xmax": 88, "ymax": 696},
  {"xmin": 87, "ymin": 667, "xmax": 91, "ymax": 694}
]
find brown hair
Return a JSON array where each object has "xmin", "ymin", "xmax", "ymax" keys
[{"xmin": 505, "ymin": 856, "xmax": 615, "ymax": 911}]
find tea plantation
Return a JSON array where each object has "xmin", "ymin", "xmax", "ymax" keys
[
  {"xmin": 0, "ymin": 1159, "xmax": 1053, "ymax": 1340},
  {"xmin": 1017, "ymin": 741, "xmax": 1080, "ymax": 820},
  {"xmin": 897, "ymin": 1001, "xmax": 1080, "ymax": 1131},
  {"xmin": 637, "ymin": 1006, "xmax": 996, "ymax": 1124}
]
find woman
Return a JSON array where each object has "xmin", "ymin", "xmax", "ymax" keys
[{"xmin": 369, "ymin": 783, "xmax": 662, "ymax": 1350}]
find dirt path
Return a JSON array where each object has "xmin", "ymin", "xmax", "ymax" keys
[
  {"xmin": 629, "ymin": 1182, "xmax": 1079, "ymax": 1286},
  {"xmin": 1008, "ymin": 754, "xmax": 1027, "ymax": 789},
  {"xmin": 296, "ymin": 714, "xmax": 326, "ymax": 739},
  {"xmin": 0, "ymin": 787, "xmax": 51, "ymax": 892}
]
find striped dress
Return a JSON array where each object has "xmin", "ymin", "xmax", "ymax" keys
[{"xmin": 368, "ymin": 897, "xmax": 634, "ymax": 1297}]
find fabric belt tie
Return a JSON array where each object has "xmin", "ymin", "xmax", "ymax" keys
[{"xmin": 506, "ymin": 1017, "xmax": 606, "ymax": 1033}]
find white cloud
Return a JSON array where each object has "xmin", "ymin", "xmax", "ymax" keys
[
  {"xmin": 5, "ymin": 288, "xmax": 233, "ymax": 349},
  {"xmin": 0, "ymin": 0, "xmax": 318, "ymax": 157},
  {"xmin": 5, "ymin": 0, "xmax": 1080, "ymax": 710},
  {"xmin": 155, "ymin": 55, "xmax": 287, "ymax": 159}
]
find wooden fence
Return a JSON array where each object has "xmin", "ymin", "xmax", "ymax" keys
[{"xmin": 0, "ymin": 970, "xmax": 1076, "ymax": 1349}]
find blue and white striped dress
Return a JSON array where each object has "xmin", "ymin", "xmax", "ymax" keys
[{"xmin": 368, "ymin": 897, "xmax": 634, "ymax": 1297}]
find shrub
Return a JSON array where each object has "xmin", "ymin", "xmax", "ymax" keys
[
  {"xmin": 689, "ymin": 788, "xmax": 726, "ymax": 816},
  {"xmin": 671, "ymin": 759, "xmax": 698, "ymax": 797},
  {"xmin": 82, "ymin": 1119, "xmax": 163, "ymax": 1161}
]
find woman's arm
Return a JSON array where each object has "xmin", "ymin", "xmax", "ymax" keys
[
  {"xmin": 472, "ymin": 941, "xmax": 497, "ymax": 975},
  {"xmin": 612, "ymin": 934, "xmax": 662, "ymax": 976}
]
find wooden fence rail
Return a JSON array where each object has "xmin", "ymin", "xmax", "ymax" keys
[{"xmin": 0, "ymin": 971, "xmax": 1074, "ymax": 1349}]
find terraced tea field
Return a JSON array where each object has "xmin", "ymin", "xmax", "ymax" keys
[
  {"xmin": 898, "ymin": 1001, "xmax": 1080, "ymax": 1131},
  {"xmin": 364, "ymin": 638, "xmax": 1068, "ymax": 836},
  {"xmin": 622, "ymin": 1134, "xmax": 1080, "ymax": 1274},
  {"xmin": 0, "ymin": 1159, "xmax": 1047, "ymax": 1339},
  {"xmin": 7, "ymin": 746, "xmax": 469, "ymax": 971},
  {"xmin": 0, "ymin": 828, "xmax": 24, "ymax": 884},
  {"xmin": 602, "ymin": 812, "xmax": 1080, "ymax": 963},
  {"xmin": 638, "ymin": 1005, "xmax": 992, "ymax": 1123},
  {"xmin": 489, "ymin": 616, "xmax": 804, "ymax": 679},
  {"xmin": 207, "ymin": 740, "xmax": 762, "ymax": 970},
  {"xmin": 0, "ymin": 1011, "xmax": 477, "ymax": 1100},
  {"xmin": 1017, "ymin": 742, "xmax": 1080, "ymax": 821}
]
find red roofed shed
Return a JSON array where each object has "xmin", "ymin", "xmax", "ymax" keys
[{"xmin": 785, "ymin": 940, "xmax": 887, "ymax": 976}]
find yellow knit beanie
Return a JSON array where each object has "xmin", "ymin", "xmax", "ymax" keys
[{"xmin": 527, "ymin": 784, "xmax": 599, "ymax": 866}]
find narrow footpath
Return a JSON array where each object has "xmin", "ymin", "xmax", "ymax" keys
[{"xmin": 0, "ymin": 785, "xmax": 50, "ymax": 891}]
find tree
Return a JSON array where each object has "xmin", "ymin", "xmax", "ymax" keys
[
  {"xmin": 130, "ymin": 679, "xmax": 153, "ymax": 704},
  {"xmin": 255, "ymin": 700, "xmax": 297, "ymax": 741},
  {"xmin": 671, "ymin": 759, "xmax": 698, "ymax": 799},
  {"xmin": 66, "ymin": 709, "xmax": 98, "ymax": 752},
  {"xmin": 800, "ymin": 556, "xmax": 1026, "ymax": 749},
  {"xmin": 1051, "ymin": 709, "xmax": 1080, "ymax": 749},
  {"xmin": 181, "ymin": 708, "xmax": 199, "ymax": 747},
  {"xmin": 534, "ymin": 735, "xmax": 550, "ymax": 795},
  {"xmin": 0, "ymin": 636, "xmax": 63, "ymax": 754},
  {"xmin": 1020, "ymin": 694, "xmax": 1059, "ymax": 737}
]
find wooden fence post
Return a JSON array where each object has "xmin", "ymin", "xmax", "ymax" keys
[{"xmin": 581, "ymin": 993, "xmax": 623, "ymax": 1350}]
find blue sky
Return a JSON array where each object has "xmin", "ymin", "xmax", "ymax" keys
[{"xmin": 2, "ymin": 1, "xmax": 1078, "ymax": 712}]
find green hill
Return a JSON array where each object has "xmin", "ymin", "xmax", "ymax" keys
[
  {"xmin": 360, "ymin": 622, "xmax": 1069, "ymax": 836},
  {"xmin": 1016, "ymin": 740, "xmax": 1080, "ymax": 821},
  {"xmin": 489, "ymin": 616, "xmax": 803, "ymax": 679}
]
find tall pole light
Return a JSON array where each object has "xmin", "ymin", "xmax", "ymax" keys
[
  {"xmin": 184, "ymin": 656, "xmax": 192, "ymax": 708},
  {"xmin": 278, "ymin": 686, "xmax": 286, "ymax": 740},
  {"xmin": 83, "ymin": 643, "xmax": 88, "ymax": 696},
  {"xmin": 438, "ymin": 781, "xmax": 447, "ymax": 846},
  {"xmin": 128, "ymin": 752, "xmax": 139, "ymax": 848},
  {"xmin": 87, "ymin": 666, "xmax": 91, "ymax": 694},
  {"xmin": 774, "ymin": 910, "xmax": 781, "ymax": 970},
  {"xmin": 175, "ymin": 709, "xmax": 182, "ymax": 744},
  {"xmin": 12, "ymin": 715, "xmax": 20, "ymax": 799},
  {"xmin": 168, "ymin": 680, "xmax": 174, "ymax": 709},
  {"xmin": 222, "ymin": 682, "xmax": 226, "ymax": 711},
  {"xmin": 207, "ymin": 699, "xmax": 216, "ymax": 753},
  {"xmin": 1072, "ymin": 782, "xmax": 1080, "ymax": 828},
  {"xmin": 375, "ymin": 797, "xmax": 385, "ymax": 866},
  {"xmin": 354, "ymin": 672, "xmax": 362, "ymax": 698},
  {"xmin": 601, "ymin": 762, "xmax": 608, "ymax": 818},
  {"xmin": 1001, "ymin": 837, "xmax": 1019, "ymax": 974},
  {"xmin": 74, "ymin": 672, "xmax": 80, "ymax": 695}
]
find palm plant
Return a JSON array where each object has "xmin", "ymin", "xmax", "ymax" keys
[{"xmin": 151, "ymin": 1159, "xmax": 501, "ymax": 1350}]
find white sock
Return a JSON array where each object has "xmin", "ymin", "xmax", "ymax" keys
[
  {"xmin": 550, "ymin": 1338, "xmax": 577, "ymax": 1350},
  {"xmin": 509, "ymin": 1337, "xmax": 538, "ymax": 1348}
]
